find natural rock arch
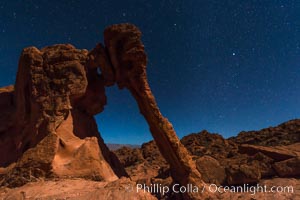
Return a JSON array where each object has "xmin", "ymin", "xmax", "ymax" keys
[
  {"xmin": 0, "ymin": 23, "xmax": 212, "ymax": 199},
  {"xmin": 90, "ymin": 23, "xmax": 210, "ymax": 199}
]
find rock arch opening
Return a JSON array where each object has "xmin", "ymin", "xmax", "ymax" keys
[
  {"xmin": 0, "ymin": 23, "xmax": 212, "ymax": 199},
  {"xmin": 95, "ymin": 85, "xmax": 151, "ymax": 145}
]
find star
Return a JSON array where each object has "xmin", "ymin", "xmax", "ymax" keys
[{"xmin": 232, "ymin": 52, "xmax": 236, "ymax": 56}]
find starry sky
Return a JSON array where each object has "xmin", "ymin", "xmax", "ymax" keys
[{"xmin": 0, "ymin": 1, "xmax": 299, "ymax": 144}]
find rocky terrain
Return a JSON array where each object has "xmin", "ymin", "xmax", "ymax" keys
[
  {"xmin": 114, "ymin": 119, "xmax": 300, "ymax": 199},
  {"xmin": 0, "ymin": 23, "xmax": 299, "ymax": 199},
  {"xmin": 106, "ymin": 143, "xmax": 140, "ymax": 151}
]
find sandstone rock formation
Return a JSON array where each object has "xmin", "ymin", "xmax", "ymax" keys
[
  {"xmin": 115, "ymin": 141, "xmax": 170, "ymax": 189},
  {"xmin": 114, "ymin": 120, "xmax": 300, "ymax": 198},
  {"xmin": 273, "ymin": 157, "xmax": 300, "ymax": 177},
  {"xmin": 0, "ymin": 44, "xmax": 126, "ymax": 188},
  {"xmin": 195, "ymin": 156, "xmax": 226, "ymax": 185},
  {"xmin": 238, "ymin": 144, "xmax": 298, "ymax": 161},
  {"xmin": 1, "ymin": 23, "xmax": 207, "ymax": 199},
  {"xmin": 229, "ymin": 119, "xmax": 300, "ymax": 146}
]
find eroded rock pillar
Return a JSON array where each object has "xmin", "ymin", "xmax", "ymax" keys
[{"xmin": 103, "ymin": 24, "xmax": 211, "ymax": 199}]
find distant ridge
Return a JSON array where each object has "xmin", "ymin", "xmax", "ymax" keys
[{"xmin": 106, "ymin": 143, "xmax": 141, "ymax": 150}]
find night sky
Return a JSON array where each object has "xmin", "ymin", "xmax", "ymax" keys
[{"xmin": 0, "ymin": 1, "xmax": 299, "ymax": 144}]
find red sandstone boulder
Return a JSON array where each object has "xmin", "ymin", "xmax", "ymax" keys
[
  {"xmin": 273, "ymin": 157, "xmax": 300, "ymax": 177},
  {"xmin": 195, "ymin": 156, "xmax": 226, "ymax": 185},
  {"xmin": 239, "ymin": 144, "xmax": 297, "ymax": 161},
  {"xmin": 226, "ymin": 164, "xmax": 261, "ymax": 185}
]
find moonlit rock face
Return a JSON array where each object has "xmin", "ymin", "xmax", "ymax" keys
[{"xmin": 0, "ymin": 44, "xmax": 123, "ymax": 188}]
